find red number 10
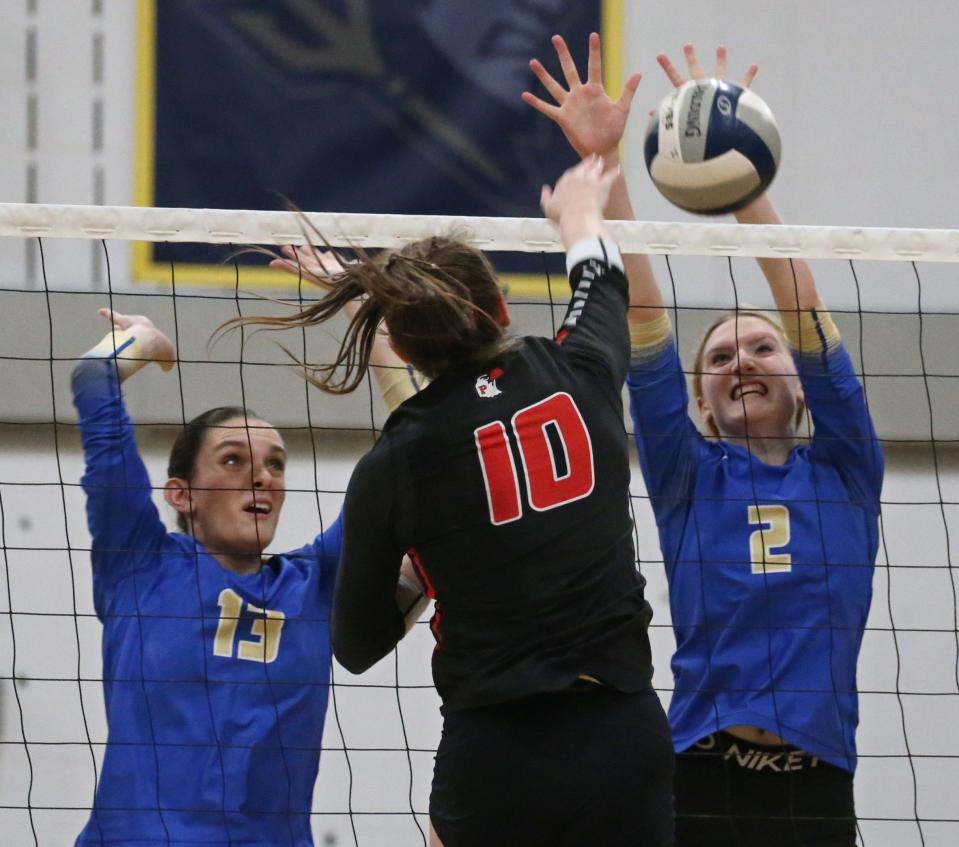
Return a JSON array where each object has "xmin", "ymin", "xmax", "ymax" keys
[{"xmin": 474, "ymin": 392, "xmax": 595, "ymax": 526}]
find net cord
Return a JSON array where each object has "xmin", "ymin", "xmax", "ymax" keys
[{"xmin": 2, "ymin": 203, "xmax": 959, "ymax": 261}]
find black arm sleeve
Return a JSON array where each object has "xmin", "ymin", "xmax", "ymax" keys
[
  {"xmin": 331, "ymin": 445, "xmax": 406, "ymax": 674},
  {"xmin": 555, "ymin": 237, "xmax": 629, "ymax": 388}
]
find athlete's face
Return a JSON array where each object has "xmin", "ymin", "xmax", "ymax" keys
[
  {"xmin": 697, "ymin": 316, "xmax": 803, "ymax": 440},
  {"xmin": 168, "ymin": 417, "xmax": 287, "ymax": 560}
]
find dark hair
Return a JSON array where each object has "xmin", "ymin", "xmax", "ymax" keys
[
  {"xmin": 167, "ymin": 406, "xmax": 257, "ymax": 532},
  {"xmin": 222, "ymin": 235, "xmax": 512, "ymax": 389}
]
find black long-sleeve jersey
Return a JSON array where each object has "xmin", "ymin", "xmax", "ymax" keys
[{"xmin": 333, "ymin": 237, "xmax": 654, "ymax": 711}]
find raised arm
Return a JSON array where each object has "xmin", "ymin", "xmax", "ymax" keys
[
  {"xmin": 271, "ymin": 245, "xmax": 425, "ymax": 411},
  {"xmin": 542, "ymin": 156, "xmax": 633, "ymax": 386},
  {"xmin": 660, "ymin": 45, "xmax": 881, "ymax": 498},
  {"xmin": 656, "ymin": 45, "xmax": 820, "ymax": 322},
  {"xmin": 539, "ymin": 155, "xmax": 618, "ymax": 247},
  {"xmin": 72, "ymin": 310, "xmax": 175, "ymax": 589},
  {"xmin": 84, "ymin": 308, "xmax": 175, "ymax": 381},
  {"xmin": 523, "ymin": 33, "xmax": 665, "ymax": 327}
]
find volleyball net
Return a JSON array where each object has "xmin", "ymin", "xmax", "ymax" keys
[{"xmin": 1, "ymin": 204, "xmax": 958, "ymax": 846}]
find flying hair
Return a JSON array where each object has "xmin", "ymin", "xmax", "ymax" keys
[{"xmin": 219, "ymin": 217, "xmax": 514, "ymax": 389}]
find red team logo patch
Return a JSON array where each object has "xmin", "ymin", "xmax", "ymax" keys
[{"xmin": 475, "ymin": 367, "xmax": 504, "ymax": 398}]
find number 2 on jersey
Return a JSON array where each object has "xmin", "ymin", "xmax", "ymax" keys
[
  {"xmin": 747, "ymin": 504, "xmax": 792, "ymax": 574},
  {"xmin": 474, "ymin": 392, "xmax": 594, "ymax": 525}
]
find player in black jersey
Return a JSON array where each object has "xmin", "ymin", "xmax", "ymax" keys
[{"xmin": 242, "ymin": 158, "xmax": 674, "ymax": 846}]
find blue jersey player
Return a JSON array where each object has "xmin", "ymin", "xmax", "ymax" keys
[
  {"xmin": 71, "ymin": 292, "xmax": 425, "ymax": 845},
  {"xmin": 526, "ymin": 36, "xmax": 882, "ymax": 847}
]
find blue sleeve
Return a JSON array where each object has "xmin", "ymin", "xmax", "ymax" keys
[
  {"xmin": 626, "ymin": 338, "xmax": 702, "ymax": 540},
  {"xmin": 799, "ymin": 341, "xmax": 884, "ymax": 510},
  {"xmin": 72, "ymin": 358, "xmax": 168, "ymax": 598},
  {"xmin": 556, "ymin": 238, "xmax": 629, "ymax": 390}
]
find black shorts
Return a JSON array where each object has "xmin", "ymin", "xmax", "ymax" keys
[
  {"xmin": 674, "ymin": 731, "xmax": 857, "ymax": 847},
  {"xmin": 430, "ymin": 685, "xmax": 674, "ymax": 847}
]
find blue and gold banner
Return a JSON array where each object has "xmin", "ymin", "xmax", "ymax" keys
[{"xmin": 135, "ymin": 0, "xmax": 622, "ymax": 293}]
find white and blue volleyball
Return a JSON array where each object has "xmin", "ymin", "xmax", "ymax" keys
[{"xmin": 644, "ymin": 79, "xmax": 781, "ymax": 215}]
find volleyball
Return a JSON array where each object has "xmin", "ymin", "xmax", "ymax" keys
[{"xmin": 644, "ymin": 78, "xmax": 781, "ymax": 215}]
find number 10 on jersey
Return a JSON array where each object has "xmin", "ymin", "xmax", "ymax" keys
[{"xmin": 474, "ymin": 392, "xmax": 595, "ymax": 525}]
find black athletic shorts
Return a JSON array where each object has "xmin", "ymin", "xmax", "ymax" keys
[
  {"xmin": 674, "ymin": 731, "xmax": 857, "ymax": 847},
  {"xmin": 430, "ymin": 684, "xmax": 674, "ymax": 847}
]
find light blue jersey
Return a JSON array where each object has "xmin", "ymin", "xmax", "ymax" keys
[
  {"xmin": 627, "ymin": 328, "xmax": 882, "ymax": 771},
  {"xmin": 73, "ymin": 358, "xmax": 341, "ymax": 845}
]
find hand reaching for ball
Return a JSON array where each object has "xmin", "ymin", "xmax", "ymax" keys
[
  {"xmin": 657, "ymin": 44, "xmax": 758, "ymax": 91},
  {"xmin": 645, "ymin": 45, "xmax": 780, "ymax": 215}
]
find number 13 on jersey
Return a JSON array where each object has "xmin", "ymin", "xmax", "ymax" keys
[{"xmin": 474, "ymin": 392, "xmax": 595, "ymax": 525}]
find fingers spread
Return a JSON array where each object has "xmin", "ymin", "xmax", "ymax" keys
[
  {"xmin": 316, "ymin": 251, "xmax": 345, "ymax": 273},
  {"xmin": 520, "ymin": 91, "xmax": 561, "ymax": 118},
  {"xmin": 552, "ymin": 34, "xmax": 581, "ymax": 89},
  {"xmin": 741, "ymin": 63, "xmax": 759, "ymax": 88},
  {"xmin": 529, "ymin": 58, "xmax": 566, "ymax": 103},
  {"xmin": 684, "ymin": 43, "xmax": 705, "ymax": 80},
  {"xmin": 715, "ymin": 44, "xmax": 728, "ymax": 80},
  {"xmin": 586, "ymin": 31, "xmax": 602, "ymax": 85},
  {"xmin": 657, "ymin": 53, "xmax": 685, "ymax": 87},
  {"xmin": 269, "ymin": 258, "xmax": 296, "ymax": 273},
  {"xmin": 616, "ymin": 72, "xmax": 641, "ymax": 112}
]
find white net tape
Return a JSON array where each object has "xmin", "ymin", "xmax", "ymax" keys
[{"xmin": 3, "ymin": 202, "xmax": 959, "ymax": 261}]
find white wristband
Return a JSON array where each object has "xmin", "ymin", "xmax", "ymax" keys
[{"xmin": 565, "ymin": 236, "xmax": 624, "ymax": 274}]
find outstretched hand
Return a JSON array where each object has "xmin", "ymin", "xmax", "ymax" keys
[
  {"xmin": 657, "ymin": 46, "xmax": 819, "ymax": 316},
  {"xmin": 657, "ymin": 43, "xmax": 758, "ymax": 90},
  {"xmin": 541, "ymin": 156, "xmax": 619, "ymax": 247},
  {"xmin": 270, "ymin": 244, "xmax": 347, "ymax": 291},
  {"xmin": 97, "ymin": 308, "xmax": 175, "ymax": 371},
  {"xmin": 522, "ymin": 32, "xmax": 640, "ymax": 160}
]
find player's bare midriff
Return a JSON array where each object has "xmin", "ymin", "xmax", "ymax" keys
[{"xmin": 725, "ymin": 724, "xmax": 788, "ymax": 746}]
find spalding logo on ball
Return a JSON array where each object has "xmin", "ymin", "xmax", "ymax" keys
[{"xmin": 644, "ymin": 79, "xmax": 781, "ymax": 215}]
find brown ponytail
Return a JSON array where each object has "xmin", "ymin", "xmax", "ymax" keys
[{"xmin": 224, "ymin": 234, "xmax": 512, "ymax": 388}]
